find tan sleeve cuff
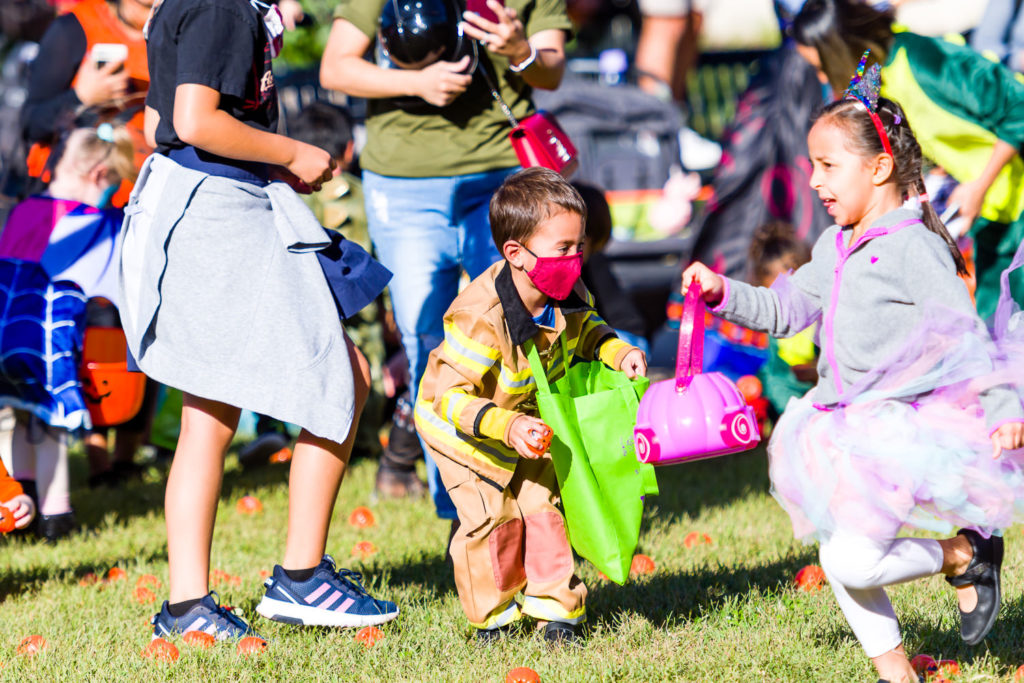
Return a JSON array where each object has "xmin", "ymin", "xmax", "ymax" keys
[{"xmin": 598, "ymin": 337, "xmax": 633, "ymax": 370}]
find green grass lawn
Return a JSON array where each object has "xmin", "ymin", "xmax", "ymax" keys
[{"xmin": 2, "ymin": 445, "xmax": 1024, "ymax": 681}]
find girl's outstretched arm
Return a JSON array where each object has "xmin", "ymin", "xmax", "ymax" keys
[{"xmin": 173, "ymin": 83, "xmax": 334, "ymax": 190}]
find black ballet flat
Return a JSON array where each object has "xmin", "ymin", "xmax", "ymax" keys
[{"xmin": 945, "ymin": 528, "xmax": 1003, "ymax": 646}]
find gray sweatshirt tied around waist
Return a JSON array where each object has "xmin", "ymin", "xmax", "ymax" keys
[{"xmin": 712, "ymin": 208, "xmax": 1023, "ymax": 431}]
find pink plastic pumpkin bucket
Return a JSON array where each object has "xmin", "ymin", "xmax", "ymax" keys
[{"xmin": 634, "ymin": 282, "xmax": 760, "ymax": 465}]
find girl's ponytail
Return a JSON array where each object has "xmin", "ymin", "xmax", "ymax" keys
[{"xmin": 914, "ymin": 176, "xmax": 967, "ymax": 276}]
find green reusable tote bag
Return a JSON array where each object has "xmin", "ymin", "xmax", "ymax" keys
[{"xmin": 525, "ymin": 338, "xmax": 659, "ymax": 585}]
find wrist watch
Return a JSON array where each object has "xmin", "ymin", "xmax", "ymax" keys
[{"xmin": 509, "ymin": 43, "xmax": 537, "ymax": 73}]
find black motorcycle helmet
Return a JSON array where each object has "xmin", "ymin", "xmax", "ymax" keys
[{"xmin": 378, "ymin": 0, "xmax": 477, "ymax": 72}]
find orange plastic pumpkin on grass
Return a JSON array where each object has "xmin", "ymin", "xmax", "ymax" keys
[
  {"xmin": 349, "ymin": 506, "xmax": 375, "ymax": 528},
  {"xmin": 794, "ymin": 565, "xmax": 826, "ymax": 592},
  {"xmin": 142, "ymin": 638, "xmax": 178, "ymax": 662},
  {"xmin": 506, "ymin": 666, "xmax": 541, "ymax": 683},
  {"xmin": 236, "ymin": 637, "xmax": 267, "ymax": 656},
  {"xmin": 17, "ymin": 635, "xmax": 47, "ymax": 657},
  {"xmin": 683, "ymin": 532, "xmax": 712, "ymax": 548},
  {"xmin": 354, "ymin": 626, "xmax": 384, "ymax": 648},
  {"xmin": 183, "ymin": 631, "xmax": 216, "ymax": 649},
  {"xmin": 353, "ymin": 541, "xmax": 378, "ymax": 559},
  {"xmin": 236, "ymin": 496, "xmax": 263, "ymax": 514},
  {"xmin": 630, "ymin": 554, "xmax": 656, "ymax": 576}
]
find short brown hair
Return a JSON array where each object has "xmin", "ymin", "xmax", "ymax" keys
[{"xmin": 490, "ymin": 167, "xmax": 587, "ymax": 250}]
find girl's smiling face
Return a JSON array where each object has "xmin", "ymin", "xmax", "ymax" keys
[{"xmin": 808, "ymin": 117, "xmax": 893, "ymax": 230}]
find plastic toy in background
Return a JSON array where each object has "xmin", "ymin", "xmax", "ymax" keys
[
  {"xmin": 736, "ymin": 375, "xmax": 770, "ymax": 433},
  {"xmin": 634, "ymin": 282, "xmax": 760, "ymax": 466},
  {"xmin": 79, "ymin": 327, "xmax": 146, "ymax": 427}
]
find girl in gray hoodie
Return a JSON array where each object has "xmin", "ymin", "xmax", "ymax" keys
[{"xmin": 684, "ymin": 80, "xmax": 1024, "ymax": 682}]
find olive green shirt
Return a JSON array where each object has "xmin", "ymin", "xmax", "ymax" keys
[{"xmin": 332, "ymin": 0, "xmax": 571, "ymax": 177}]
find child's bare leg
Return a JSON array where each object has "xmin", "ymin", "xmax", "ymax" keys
[
  {"xmin": 939, "ymin": 534, "xmax": 976, "ymax": 611},
  {"xmin": 871, "ymin": 644, "xmax": 916, "ymax": 683},
  {"xmin": 283, "ymin": 335, "xmax": 369, "ymax": 570},
  {"xmin": 166, "ymin": 393, "xmax": 239, "ymax": 603}
]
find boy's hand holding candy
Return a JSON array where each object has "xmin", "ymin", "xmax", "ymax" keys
[
  {"xmin": 0, "ymin": 493, "xmax": 36, "ymax": 531},
  {"xmin": 619, "ymin": 348, "xmax": 647, "ymax": 379},
  {"xmin": 681, "ymin": 262, "xmax": 725, "ymax": 306},
  {"xmin": 992, "ymin": 421, "xmax": 1024, "ymax": 458},
  {"xmin": 508, "ymin": 415, "xmax": 551, "ymax": 459}
]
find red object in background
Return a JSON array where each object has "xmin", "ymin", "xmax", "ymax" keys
[
  {"xmin": 17, "ymin": 635, "xmax": 47, "ymax": 657},
  {"xmin": 349, "ymin": 506, "xmax": 376, "ymax": 528},
  {"xmin": 935, "ymin": 660, "xmax": 960, "ymax": 678},
  {"xmin": 794, "ymin": 565, "xmax": 826, "ymax": 592},
  {"xmin": 107, "ymin": 567, "xmax": 127, "ymax": 582},
  {"xmin": 353, "ymin": 541, "xmax": 378, "ymax": 559},
  {"xmin": 737, "ymin": 375, "xmax": 770, "ymax": 431},
  {"xmin": 506, "ymin": 667, "xmax": 541, "ymax": 683},
  {"xmin": 183, "ymin": 631, "xmax": 216, "ymax": 649},
  {"xmin": 142, "ymin": 638, "xmax": 178, "ymax": 662},
  {"xmin": 355, "ymin": 626, "xmax": 385, "ymax": 648},
  {"xmin": 466, "ymin": 0, "xmax": 504, "ymax": 23},
  {"xmin": 0, "ymin": 505, "xmax": 15, "ymax": 533},
  {"xmin": 136, "ymin": 574, "xmax": 161, "ymax": 590},
  {"xmin": 684, "ymin": 531, "xmax": 712, "ymax": 548},
  {"xmin": 237, "ymin": 637, "xmax": 268, "ymax": 656},
  {"xmin": 236, "ymin": 495, "xmax": 263, "ymax": 514},
  {"xmin": 911, "ymin": 654, "xmax": 938, "ymax": 677},
  {"xmin": 1014, "ymin": 664, "xmax": 1024, "ymax": 681},
  {"xmin": 134, "ymin": 587, "xmax": 156, "ymax": 604},
  {"xmin": 630, "ymin": 554, "xmax": 656, "ymax": 576},
  {"xmin": 269, "ymin": 447, "xmax": 292, "ymax": 464}
]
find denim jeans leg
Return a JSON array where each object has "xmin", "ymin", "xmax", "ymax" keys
[
  {"xmin": 454, "ymin": 167, "xmax": 518, "ymax": 278},
  {"xmin": 365, "ymin": 171, "xmax": 461, "ymax": 518}
]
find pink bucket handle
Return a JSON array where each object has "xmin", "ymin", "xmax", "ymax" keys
[{"xmin": 675, "ymin": 281, "xmax": 705, "ymax": 391}]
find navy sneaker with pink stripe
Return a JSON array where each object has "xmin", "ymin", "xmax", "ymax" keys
[
  {"xmin": 255, "ymin": 555, "xmax": 399, "ymax": 627},
  {"xmin": 151, "ymin": 592, "xmax": 259, "ymax": 641}
]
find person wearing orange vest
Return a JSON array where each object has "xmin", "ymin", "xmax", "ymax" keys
[{"xmin": 21, "ymin": 0, "xmax": 151, "ymax": 198}]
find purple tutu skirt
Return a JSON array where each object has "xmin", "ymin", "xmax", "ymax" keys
[{"xmin": 769, "ymin": 246, "xmax": 1024, "ymax": 543}]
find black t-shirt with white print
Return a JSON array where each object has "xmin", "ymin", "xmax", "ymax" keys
[{"xmin": 145, "ymin": 0, "xmax": 278, "ymax": 156}]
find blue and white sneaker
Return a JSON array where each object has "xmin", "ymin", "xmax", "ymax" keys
[
  {"xmin": 256, "ymin": 554, "xmax": 399, "ymax": 627},
  {"xmin": 151, "ymin": 592, "xmax": 259, "ymax": 641}
]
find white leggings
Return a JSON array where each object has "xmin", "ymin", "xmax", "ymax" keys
[
  {"xmin": 819, "ymin": 531, "xmax": 944, "ymax": 658},
  {"xmin": 8, "ymin": 414, "xmax": 70, "ymax": 516}
]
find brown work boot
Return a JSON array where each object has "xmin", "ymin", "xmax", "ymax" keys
[{"xmin": 374, "ymin": 464, "xmax": 427, "ymax": 499}]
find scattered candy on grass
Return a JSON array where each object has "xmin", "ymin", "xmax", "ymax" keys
[
  {"xmin": 183, "ymin": 631, "xmax": 216, "ymax": 649},
  {"xmin": 506, "ymin": 666, "xmax": 541, "ymax": 683},
  {"xmin": 683, "ymin": 532, "xmax": 712, "ymax": 548},
  {"xmin": 794, "ymin": 565, "xmax": 826, "ymax": 592},
  {"xmin": 349, "ymin": 506, "xmax": 375, "ymax": 529},
  {"xmin": 142, "ymin": 638, "xmax": 178, "ymax": 662},
  {"xmin": 911, "ymin": 654, "xmax": 937, "ymax": 676},
  {"xmin": 259, "ymin": 570, "xmax": 272, "ymax": 579},
  {"xmin": 935, "ymin": 660, "xmax": 960, "ymax": 677},
  {"xmin": 353, "ymin": 541, "xmax": 378, "ymax": 559},
  {"xmin": 211, "ymin": 569, "xmax": 242, "ymax": 587},
  {"xmin": 134, "ymin": 587, "xmax": 156, "ymax": 604},
  {"xmin": 78, "ymin": 572, "xmax": 99, "ymax": 587},
  {"xmin": 236, "ymin": 637, "xmax": 267, "ymax": 656},
  {"xmin": 236, "ymin": 496, "xmax": 263, "ymax": 515},
  {"xmin": 630, "ymin": 554, "xmax": 656, "ymax": 576},
  {"xmin": 17, "ymin": 635, "xmax": 47, "ymax": 657},
  {"xmin": 354, "ymin": 626, "xmax": 384, "ymax": 648},
  {"xmin": 1013, "ymin": 664, "xmax": 1024, "ymax": 681},
  {"xmin": 136, "ymin": 574, "xmax": 161, "ymax": 590},
  {"xmin": 107, "ymin": 567, "xmax": 127, "ymax": 582}
]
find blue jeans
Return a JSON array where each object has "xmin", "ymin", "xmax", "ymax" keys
[{"xmin": 364, "ymin": 167, "xmax": 517, "ymax": 519}]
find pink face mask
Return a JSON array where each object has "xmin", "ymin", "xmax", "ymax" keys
[{"xmin": 523, "ymin": 246, "xmax": 583, "ymax": 301}]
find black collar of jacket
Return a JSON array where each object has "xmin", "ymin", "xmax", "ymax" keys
[{"xmin": 496, "ymin": 261, "xmax": 592, "ymax": 347}]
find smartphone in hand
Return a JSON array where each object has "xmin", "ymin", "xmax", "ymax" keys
[{"xmin": 465, "ymin": 0, "xmax": 504, "ymax": 24}]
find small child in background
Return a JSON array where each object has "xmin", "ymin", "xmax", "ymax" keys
[
  {"xmin": 748, "ymin": 221, "xmax": 817, "ymax": 419},
  {"xmin": 416, "ymin": 168, "xmax": 646, "ymax": 643},
  {"xmin": 574, "ymin": 182, "xmax": 649, "ymax": 354}
]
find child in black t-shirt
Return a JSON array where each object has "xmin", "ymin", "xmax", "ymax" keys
[{"xmin": 129, "ymin": 0, "xmax": 398, "ymax": 643}]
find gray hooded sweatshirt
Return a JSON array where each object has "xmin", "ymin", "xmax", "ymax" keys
[{"xmin": 712, "ymin": 208, "xmax": 1023, "ymax": 431}]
